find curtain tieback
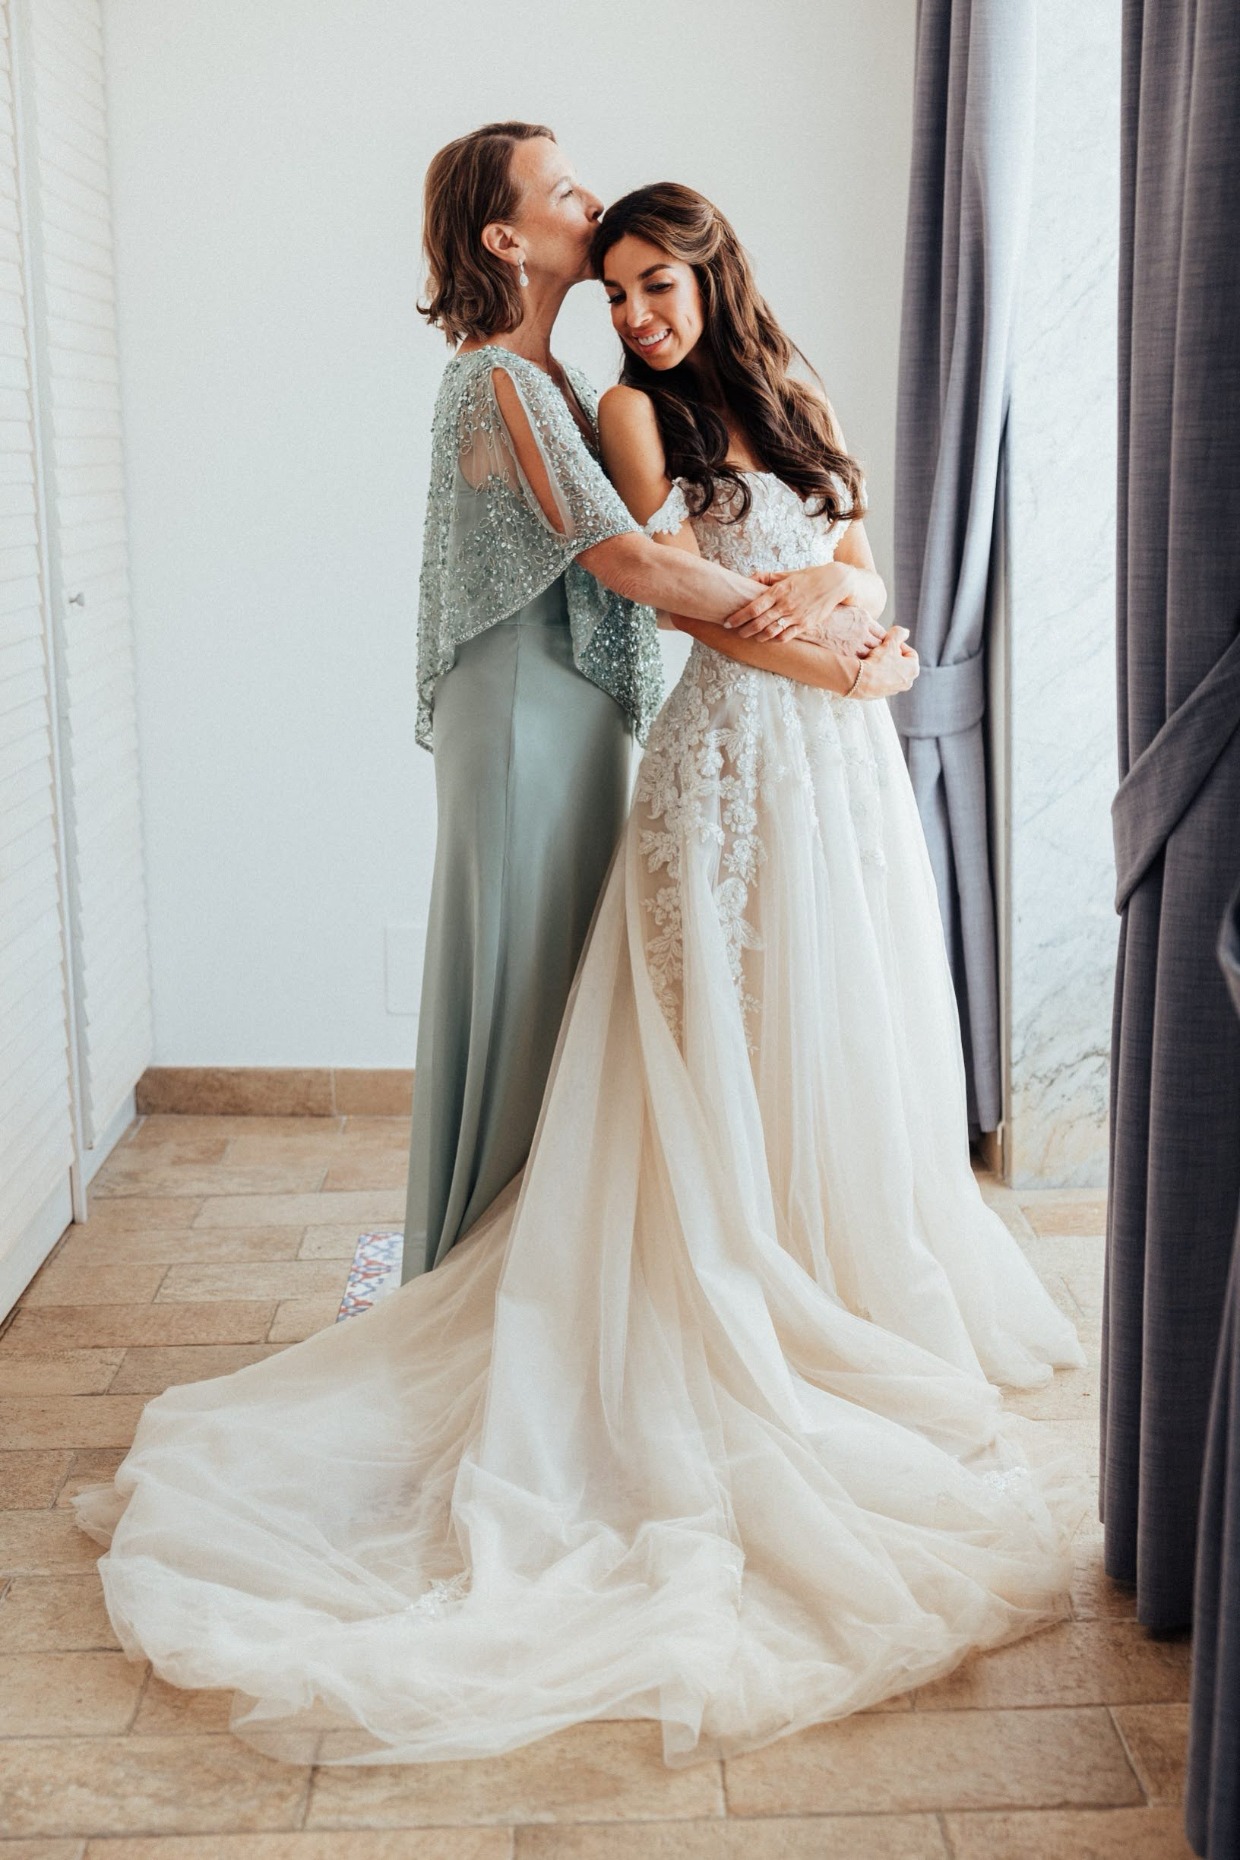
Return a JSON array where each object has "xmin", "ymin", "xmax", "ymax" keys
[
  {"xmin": 892, "ymin": 647, "xmax": 986, "ymax": 739},
  {"xmin": 1112, "ymin": 628, "xmax": 1240, "ymax": 913}
]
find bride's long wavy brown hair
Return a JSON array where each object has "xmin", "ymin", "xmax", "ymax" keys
[{"xmin": 590, "ymin": 184, "xmax": 866, "ymax": 526}]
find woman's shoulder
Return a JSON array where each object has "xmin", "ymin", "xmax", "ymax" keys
[
  {"xmin": 448, "ymin": 343, "xmax": 569, "ymax": 386},
  {"xmin": 441, "ymin": 344, "xmax": 544, "ymax": 390},
  {"xmin": 595, "ymin": 386, "xmax": 683, "ymax": 532},
  {"xmin": 434, "ymin": 346, "xmax": 492, "ymax": 407},
  {"xmin": 597, "ymin": 381, "xmax": 659, "ymax": 433},
  {"xmin": 450, "ymin": 346, "xmax": 594, "ymax": 432},
  {"xmin": 437, "ymin": 347, "xmax": 568, "ymax": 450},
  {"xmin": 597, "ymin": 384, "xmax": 669, "ymax": 470}
]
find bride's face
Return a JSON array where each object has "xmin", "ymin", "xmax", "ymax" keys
[
  {"xmin": 504, "ymin": 137, "xmax": 603, "ymax": 289},
  {"xmin": 601, "ymin": 234, "xmax": 704, "ymax": 370}
]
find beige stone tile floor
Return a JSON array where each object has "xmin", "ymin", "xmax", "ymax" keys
[{"xmin": 0, "ymin": 1116, "xmax": 1195, "ymax": 1856}]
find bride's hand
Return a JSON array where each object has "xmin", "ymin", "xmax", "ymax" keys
[
  {"xmin": 850, "ymin": 626, "xmax": 919, "ymax": 698},
  {"xmin": 724, "ymin": 566, "xmax": 886, "ymax": 655}
]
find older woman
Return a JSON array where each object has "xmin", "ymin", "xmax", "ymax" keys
[{"xmin": 401, "ymin": 122, "xmax": 881, "ymax": 1281}]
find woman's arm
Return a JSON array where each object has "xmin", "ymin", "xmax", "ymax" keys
[
  {"xmin": 595, "ymin": 384, "xmax": 870, "ymax": 690},
  {"xmin": 674, "ymin": 615, "xmax": 919, "ymax": 698},
  {"xmin": 490, "ymin": 367, "xmax": 781, "ymax": 639},
  {"xmin": 581, "ymin": 529, "xmax": 769, "ymax": 632},
  {"xmin": 672, "ymin": 616, "xmax": 859, "ymax": 693},
  {"xmin": 592, "ymin": 383, "xmax": 722, "ymax": 623},
  {"xmin": 726, "ymin": 522, "xmax": 888, "ymax": 644}
]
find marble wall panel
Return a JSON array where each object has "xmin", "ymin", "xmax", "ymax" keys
[{"xmin": 1002, "ymin": 0, "xmax": 1121, "ymax": 1186}]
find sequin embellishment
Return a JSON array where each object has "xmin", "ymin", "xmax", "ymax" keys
[{"xmin": 415, "ymin": 348, "xmax": 664, "ymax": 750}]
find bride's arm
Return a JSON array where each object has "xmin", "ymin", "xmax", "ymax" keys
[
  {"xmin": 596, "ymin": 386, "xmax": 863, "ymax": 692},
  {"xmin": 671, "ymin": 615, "xmax": 869, "ymax": 693}
]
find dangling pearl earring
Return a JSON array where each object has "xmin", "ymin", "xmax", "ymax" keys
[{"xmin": 517, "ymin": 256, "xmax": 529, "ymax": 288}]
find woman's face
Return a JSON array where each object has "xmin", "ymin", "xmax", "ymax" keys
[
  {"xmin": 504, "ymin": 137, "xmax": 603, "ymax": 288},
  {"xmin": 601, "ymin": 234, "xmax": 705, "ymax": 369}
]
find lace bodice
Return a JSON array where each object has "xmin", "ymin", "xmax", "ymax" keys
[
  {"xmin": 643, "ymin": 469, "xmax": 857, "ymax": 574},
  {"xmin": 635, "ymin": 464, "xmax": 883, "ymax": 1057}
]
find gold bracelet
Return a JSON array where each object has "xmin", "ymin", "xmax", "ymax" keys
[{"xmin": 845, "ymin": 661, "xmax": 864, "ymax": 697}]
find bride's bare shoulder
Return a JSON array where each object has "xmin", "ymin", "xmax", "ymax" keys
[
  {"xmin": 597, "ymin": 385, "xmax": 669, "ymax": 479},
  {"xmin": 596, "ymin": 385, "xmax": 675, "ymax": 523},
  {"xmin": 597, "ymin": 383, "xmax": 662, "ymax": 447}
]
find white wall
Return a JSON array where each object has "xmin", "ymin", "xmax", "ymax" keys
[{"xmin": 100, "ymin": 0, "xmax": 915, "ymax": 1065}]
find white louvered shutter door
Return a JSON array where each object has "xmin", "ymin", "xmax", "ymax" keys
[
  {"xmin": 18, "ymin": 0, "xmax": 151, "ymax": 1152},
  {"xmin": 0, "ymin": 0, "xmax": 75, "ymax": 1295}
]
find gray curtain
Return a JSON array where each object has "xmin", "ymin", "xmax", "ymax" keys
[
  {"xmin": 1102, "ymin": 0, "xmax": 1240, "ymax": 1631},
  {"xmin": 891, "ymin": 0, "xmax": 1036, "ymax": 1134},
  {"xmin": 1186, "ymin": 878, "xmax": 1240, "ymax": 1859}
]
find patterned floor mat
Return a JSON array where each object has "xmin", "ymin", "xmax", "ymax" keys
[{"xmin": 336, "ymin": 1229, "xmax": 405, "ymax": 1321}]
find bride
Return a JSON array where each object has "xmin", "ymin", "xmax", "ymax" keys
[{"xmin": 72, "ymin": 182, "xmax": 1087, "ymax": 1773}]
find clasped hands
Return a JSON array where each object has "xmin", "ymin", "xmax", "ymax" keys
[{"xmin": 721, "ymin": 561, "xmax": 920, "ymax": 698}]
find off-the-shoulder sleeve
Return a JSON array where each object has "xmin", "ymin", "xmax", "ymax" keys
[
  {"xmin": 464, "ymin": 356, "xmax": 639, "ymax": 552},
  {"xmin": 642, "ymin": 481, "xmax": 691, "ymax": 537}
]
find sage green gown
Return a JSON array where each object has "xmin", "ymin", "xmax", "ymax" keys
[{"xmin": 401, "ymin": 348, "xmax": 663, "ymax": 1281}]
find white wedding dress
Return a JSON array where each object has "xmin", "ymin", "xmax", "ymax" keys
[{"xmin": 73, "ymin": 468, "xmax": 1088, "ymax": 1769}]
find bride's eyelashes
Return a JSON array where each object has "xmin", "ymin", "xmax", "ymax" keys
[{"xmin": 604, "ymin": 282, "xmax": 675, "ymax": 307}]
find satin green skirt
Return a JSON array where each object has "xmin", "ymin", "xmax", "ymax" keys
[{"xmin": 401, "ymin": 578, "xmax": 631, "ymax": 1282}]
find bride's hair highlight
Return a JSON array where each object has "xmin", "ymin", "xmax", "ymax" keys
[{"xmin": 591, "ymin": 183, "xmax": 866, "ymax": 526}]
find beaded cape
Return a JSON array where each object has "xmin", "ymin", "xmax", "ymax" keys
[{"xmin": 414, "ymin": 346, "xmax": 663, "ymax": 751}]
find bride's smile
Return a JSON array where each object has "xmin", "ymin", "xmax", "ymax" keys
[{"xmin": 602, "ymin": 233, "xmax": 706, "ymax": 371}]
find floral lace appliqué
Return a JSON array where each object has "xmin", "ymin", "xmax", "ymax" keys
[
  {"xmin": 634, "ymin": 467, "xmax": 887, "ymax": 1051},
  {"xmin": 635, "ymin": 650, "xmax": 765, "ymax": 1052},
  {"xmin": 981, "ymin": 1465, "xmax": 1034, "ymax": 1499},
  {"xmin": 404, "ymin": 1570, "xmax": 470, "ymax": 1619}
]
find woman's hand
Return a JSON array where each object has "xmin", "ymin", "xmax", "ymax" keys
[
  {"xmin": 850, "ymin": 626, "xmax": 919, "ymax": 698},
  {"xmin": 812, "ymin": 600, "xmax": 887, "ymax": 658},
  {"xmin": 724, "ymin": 564, "xmax": 886, "ymax": 654}
]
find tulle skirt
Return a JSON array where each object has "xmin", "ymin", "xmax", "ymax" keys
[{"xmin": 73, "ymin": 646, "xmax": 1089, "ymax": 1768}]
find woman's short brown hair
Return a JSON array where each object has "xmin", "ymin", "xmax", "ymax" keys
[{"xmin": 418, "ymin": 121, "xmax": 555, "ymax": 345}]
